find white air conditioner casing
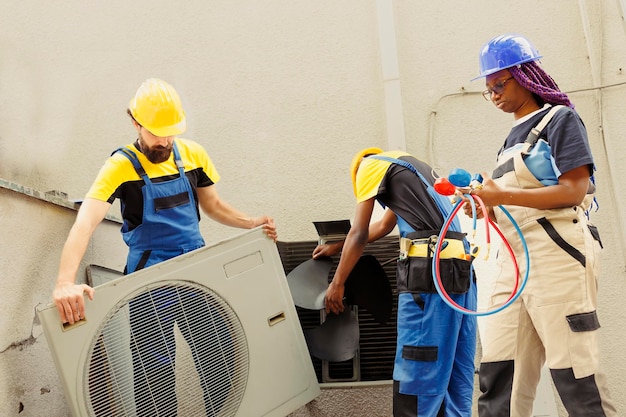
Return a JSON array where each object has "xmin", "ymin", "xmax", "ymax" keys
[{"xmin": 37, "ymin": 228, "xmax": 320, "ymax": 417}]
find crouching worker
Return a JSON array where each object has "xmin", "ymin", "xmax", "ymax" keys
[{"xmin": 313, "ymin": 148, "xmax": 477, "ymax": 417}]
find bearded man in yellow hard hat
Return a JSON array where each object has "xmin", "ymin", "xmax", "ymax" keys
[{"xmin": 52, "ymin": 78, "xmax": 277, "ymax": 416}]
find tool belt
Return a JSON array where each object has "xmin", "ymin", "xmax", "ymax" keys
[
  {"xmin": 399, "ymin": 231, "xmax": 467, "ymax": 260},
  {"xmin": 396, "ymin": 230, "xmax": 472, "ymax": 295}
]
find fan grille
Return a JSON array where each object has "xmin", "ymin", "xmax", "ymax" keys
[
  {"xmin": 85, "ymin": 281, "xmax": 249, "ymax": 417},
  {"xmin": 277, "ymin": 236, "xmax": 399, "ymax": 382}
]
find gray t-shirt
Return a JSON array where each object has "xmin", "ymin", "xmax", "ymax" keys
[{"xmin": 497, "ymin": 105, "xmax": 594, "ymax": 185}]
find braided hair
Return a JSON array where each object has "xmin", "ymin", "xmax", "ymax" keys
[
  {"xmin": 511, "ymin": 59, "xmax": 599, "ymax": 213},
  {"xmin": 509, "ymin": 61, "xmax": 574, "ymax": 108}
]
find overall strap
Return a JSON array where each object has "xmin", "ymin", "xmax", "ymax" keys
[
  {"xmin": 370, "ymin": 155, "xmax": 432, "ymax": 186},
  {"xmin": 525, "ymin": 105, "xmax": 564, "ymax": 146},
  {"xmin": 172, "ymin": 141, "xmax": 185, "ymax": 175},
  {"xmin": 368, "ymin": 155, "xmax": 462, "ymax": 233},
  {"xmin": 113, "ymin": 141, "xmax": 184, "ymax": 181},
  {"xmin": 494, "ymin": 105, "xmax": 565, "ymax": 180},
  {"xmin": 522, "ymin": 105, "xmax": 598, "ymax": 214},
  {"xmin": 114, "ymin": 147, "xmax": 150, "ymax": 182}
]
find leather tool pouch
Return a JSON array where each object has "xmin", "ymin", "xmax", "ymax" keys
[
  {"xmin": 397, "ymin": 256, "xmax": 472, "ymax": 294},
  {"xmin": 396, "ymin": 231, "xmax": 472, "ymax": 295}
]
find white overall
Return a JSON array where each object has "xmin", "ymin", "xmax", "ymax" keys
[{"xmin": 477, "ymin": 116, "xmax": 616, "ymax": 416}]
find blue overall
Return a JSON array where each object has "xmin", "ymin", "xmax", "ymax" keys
[
  {"xmin": 393, "ymin": 216, "xmax": 477, "ymax": 417},
  {"xmin": 371, "ymin": 156, "xmax": 477, "ymax": 417},
  {"xmin": 116, "ymin": 143, "xmax": 229, "ymax": 417},
  {"xmin": 117, "ymin": 143, "xmax": 205, "ymax": 271}
]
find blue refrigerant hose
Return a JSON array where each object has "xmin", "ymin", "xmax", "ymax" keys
[{"xmin": 431, "ymin": 191, "xmax": 530, "ymax": 316}]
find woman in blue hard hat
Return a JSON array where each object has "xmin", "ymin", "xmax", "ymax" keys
[{"xmin": 466, "ymin": 34, "xmax": 617, "ymax": 416}]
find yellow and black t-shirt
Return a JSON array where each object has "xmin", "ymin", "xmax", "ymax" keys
[
  {"xmin": 86, "ymin": 138, "xmax": 219, "ymax": 232},
  {"xmin": 355, "ymin": 150, "xmax": 444, "ymax": 232}
]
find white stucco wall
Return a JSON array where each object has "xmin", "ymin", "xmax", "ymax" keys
[
  {"xmin": 0, "ymin": 188, "xmax": 128, "ymax": 415},
  {"xmin": 1, "ymin": 0, "xmax": 625, "ymax": 416}
]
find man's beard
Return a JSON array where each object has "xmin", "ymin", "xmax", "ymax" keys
[{"xmin": 137, "ymin": 134, "xmax": 173, "ymax": 164}]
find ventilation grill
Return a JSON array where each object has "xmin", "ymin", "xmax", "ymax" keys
[
  {"xmin": 87, "ymin": 281, "xmax": 248, "ymax": 416},
  {"xmin": 276, "ymin": 235, "xmax": 399, "ymax": 382}
]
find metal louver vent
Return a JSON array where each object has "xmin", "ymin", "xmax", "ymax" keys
[
  {"xmin": 276, "ymin": 235, "xmax": 399, "ymax": 382},
  {"xmin": 86, "ymin": 281, "xmax": 248, "ymax": 416}
]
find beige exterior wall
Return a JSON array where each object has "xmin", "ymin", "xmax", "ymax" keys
[{"xmin": 1, "ymin": 0, "xmax": 625, "ymax": 416}]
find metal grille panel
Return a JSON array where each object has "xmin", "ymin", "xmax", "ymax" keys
[
  {"xmin": 86, "ymin": 281, "xmax": 248, "ymax": 417},
  {"xmin": 277, "ymin": 235, "xmax": 399, "ymax": 382}
]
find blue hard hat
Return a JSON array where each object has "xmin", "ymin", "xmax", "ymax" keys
[{"xmin": 472, "ymin": 34, "xmax": 542, "ymax": 80}]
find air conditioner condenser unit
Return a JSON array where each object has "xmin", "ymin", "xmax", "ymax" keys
[{"xmin": 37, "ymin": 227, "xmax": 320, "ymax": 417}]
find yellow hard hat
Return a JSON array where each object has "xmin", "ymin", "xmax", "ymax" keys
[
  {"xmin": 350, "ymin": 147, "xmax": 383, "ymax": 197},
  {"xmin": 129, "ymin": 78, "xmax": 187, "ymax": 137}
]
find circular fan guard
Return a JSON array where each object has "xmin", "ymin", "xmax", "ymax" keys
[{"xmin": 84, "ymin": 281, "xmax": 249, "ymax": 417}]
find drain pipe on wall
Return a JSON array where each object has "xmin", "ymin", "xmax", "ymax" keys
[
  {"xmin": 375, "ymin": 0, "xmax": 406, "ymax": 152},
  {"xmin": 578, "ymin": 0, "xmax": 626, "ymax": 256}
]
